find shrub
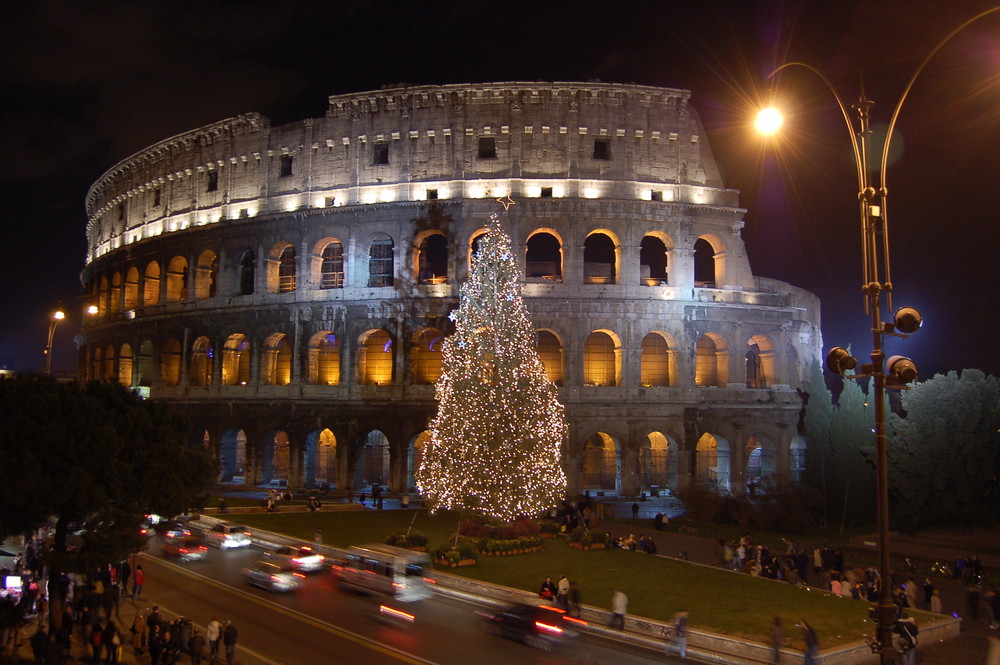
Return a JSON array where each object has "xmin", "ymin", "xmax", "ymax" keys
[
  {"xmin": 538, "ymin": 519, "xmax": 561, "ymax": 535},
  {"xmin": 385, "ymin": 529, "xmax": 429, "ymax": 549}
]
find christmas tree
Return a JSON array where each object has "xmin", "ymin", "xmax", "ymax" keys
[{"xmin": 416, "ymin": 209, "xmax": 568, "ymax": 521}]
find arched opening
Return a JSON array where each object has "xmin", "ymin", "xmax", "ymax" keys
[
  {"xmin": 161, "ymin": 339, "xmax": 181, "ymax": 386},
  {"xmin": 104, "ymin": 344, "xmax": 115, "ymax": 380},
  {"xmin": 412, "ymin": 328, "xmax": 444, "ymax": 384},
  {"xmin": 416, "ymin": 232, "xmax": 449, "ymax": 284},
  {"xmin": 238, "ymin": 249, "xmax": 255, "ymax": 295},
  {"xmin": 143, "ymin": 262, "xmax": 161, "ymax": 306},
  {"xmin": 110, "ymin": 272, "xmax": 122, "ymax": 314},
  {"xmin": 408, "ymin": 431, "xmax": 430, "ymax": 493},
  {"xmin": 696, "ymin": 433, "xmax": 730, "ymax": 492},
  {"xmin": 693, "ymin": 238, "xmax": 717, "ymax": 287},
  {"xmin": 353, "ymin": 430, "xmax": 390, "ymax": 490},
  {"xmin": 525, "ymin": 231, "xmax": 562, "ymax": 282},
  {"xmin": 166, "ymin": 256, "xmax": 188, "ymax": 302},
  {"xmin": 262, "ymin": 333, "xmax": 291, "ymax": 385},
  {"xmin": 307, "ymin": 331, "xmax": 340, "ymax": 385},
  {"xmin": 194, "ymin": 250, "xmax": 218, "ymax": 299},
  {"xmin": 695, "ymin": 333, "xmax": 728, "ymax": 387},
  {"xmin": 639, "ymin": 234, "xmax": 669, "ymax": 285},
  {"xmin": 118, "ymin": 343, "xmax": 133, "ymax": 386},
  {"xmin": 219, "ymin": 428, "xmax": 247, "ymax": 484},
  {"xmin": 583, "ymin": 330, "xmax": 620, "ymax": 387},
  {"xmin": 222, "ymin": 333, "xmax": 250, "ymax": 386},
  {"xmin": 368, "ymin": 234, "xmax": 395, "ymax": 287},
  {"xmin": 536, "ymin": 330, "xmax": 563, "ymax": 386},
  {"xmin": 641, "ymin": 432, "xmax": 676, "ymax": 491},
  {"xmin": 746, "ymin": 335, "xmax": 776, "ymax": 388},
  {"xmin": 278, "ymin": 245, "xmax": 296, "ymax": 293},
  {"xmin": 583, "ymin": 231, "xmax": 617, "ymax": 284},
  {"xmin": 582, "ymin": 432, "xmax": 619, "ymax": 492},
  {"xmin": 358, "ymin": 329, "xmax": 393, "ymax": 385},
  {"xmin": 305, "ymin": 428, "xmax": 337, "ymax": 489},
  {"xmin": 92, "ymin": 346, "xmax": 102, "ymax": 380},
  {"xmin": 318, "ymin": 240, "xmax": 344, "ymax": 289},
  {"xmin": 190, "ymin": 336, "xmax": 214, "ymax": 387},
  {"xmin": 136, "ymin": 340, "xmax": 154, "ymax": 386},
  {"xmin": 123, "ymin": 267, "xmax": 140, "ymax": 310},
  {"xmin": 790, "ymin": 435, "xmax": 807, "ymax": 483},
  {"xmin": 641, "ymin": 332, "xmax": 674, "ymax": 387},
  {"xmin": 261, "ymin": 430, "xmax": 290, "ymax": 485},
  {"xmin": 98, "ymin": 277, "xmax": 109, "ymax": 317}
]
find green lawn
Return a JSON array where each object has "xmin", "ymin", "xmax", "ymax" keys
[{"xmin": 231, "ymin": 509, "xmax": 940, "ymax": 650}]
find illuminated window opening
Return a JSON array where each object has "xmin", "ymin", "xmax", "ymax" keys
[
  {"xmin": 123, "ymin": 267, "xmax": 140, "ymax": 310},
  {"xmin": 143, "ymin": 261, "xmax": 161, "ymax": 306},
  {"xmin": 412, "ymin": 329, "xmax": 443, "ymax": 384},
  {"xmin": 195, "ymin": 250, "xmax": 218, "ymax": 299},
  {"xmin": 320, "ymin": 242, "xmax": 344, "ymax": 289},
  {"xmin": 359, "ymin": 329, "xmax": 393, "ymax": 385},
  {"xmin": 166, "ymin": 256, "xmax": 188, "ymax": 302},
  {"xmin": 161, "ymin": 339, "xmax": 181, "ymax": 386},
  {"xmin": 118, "ymin": 343, "xmax": 133, "ymax": 386},
  {"xmin": 278, "ymin": 246, "xmax": 296, "ymax": 293},
  {"xmin": 308, "ymin": 331, "xmax": 340, "ymax": 385},
  {"xmin": 262, "ymin": 333, "xmax": 291, "ymax": 385},
  {"xmin": 110, "ymin": 272, "xmax": 122, "ymax": 314},
  {"xmin": 583, "ymin": 232, "xmax": 617, "ymax": 284},
  {"xmin": 535, "ymin": 330, "xmax": 563, "ymax": 386},
  {"xmin": 583, "ymin": 331, "xmax": 619, "ymax": 387},
  {"xmin": 222, "ymin": 334, "xmax": 250, "ymax": 386},
  {"xmin": 136, "ymin": 340, "xmax": 154, "ymax": 387},
  {"xmin": 640, "ymin": 333, "xmax": 671, "ymax": 387},
  {"xmin": 190, "ymin": 336, "xmax": 214, "ymax": 387}
]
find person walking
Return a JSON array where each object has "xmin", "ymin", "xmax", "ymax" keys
[
  {"xmin": 771, "ymin": 616, "xmax": 784, "ymax": 664},
  {"xmin": 206, "ymin": 616, "xmax": 222, "ymax": 662},
  {"xmin": 671, "ymin": 610, "xmax": 689, "ymax": 660},
  {"xmin": 189, "ymin": 628, "xmax": 206, "ymax": 665},
  {"xmin": 132, "ymin": 565, "xmax": 145, "ymax": 601},
  {"xmin": 802, "ymin": 619, "xmax": 819, "ymax": 665},
  {"xmin": 568, "ymin": 581, "xmax": 581, "ymax": 618},
  {"xmin": 223, "ymin": 620, "xmax": 238, "ymax": 665},
  {"xmin": 610, "ymin": 590, "xmax": 628, "ymax": 630}
]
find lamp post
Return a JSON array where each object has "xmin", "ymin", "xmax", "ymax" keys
[
  {"xmin": 757, "ymin": 8, "xmax": 1000, "ymax": 664},
  {"xmin": 44, "ymin": 309, "xmax": 66, "ymax": 376}
]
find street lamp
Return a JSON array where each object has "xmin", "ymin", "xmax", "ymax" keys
[
  {"xmin": 44, "ymin": 309, "xmax": 66, "ymax": 376},
  {"xmin": 757, "ymin": 8, "xmax": 1000, "ymax": 664}
]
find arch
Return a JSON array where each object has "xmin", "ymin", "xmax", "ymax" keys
[
  {"xmin": 745, "ymin": 434, "xmax": 779, "ymax": 493},
  {"xmin": 746, "ymin": 334, "xmax": 776, "ymax": 388},
  {"xmin": 789, "ymin": 435, "xmax": 807, "ymax": 483},
  {"xmin": 468, "ymin": 227, "xmax": 490, "ymax": 268},
  {"xmin": 694, "ymin": 236, "xmax": 719, "ymax": 287},
  {"xmin": 582, "ymin": 432, "xmax": 620, "ymax": 492},
  {"xmin": 639, "ymin": 233, "xmax": 670, "ymax": 285},
  {"xmin": 221, "ymin": 333, "xmax": 251, "ymax": 386},
  {"xmin": 118, "ymin": 343, "xmax": 133, "ymax": 386},
  {"xmin": 641, "ymin": 331, "xmax": 677, "ymax": 387},
  {"xmin": 307, "ymin": 331, "xmax": 340, "ymax": 385},
  {"xmin": 161, "ymin": 338, "xmax": 181, "ymax": 386},
  {"xmin": 583, "ymin": 329, "xmax": 621, "ymax": 387},
  {"xmin": 123, "ymin": 267, "xmax": 140, "ymax": 310},
  {"xmin": 695, "ymin": 333, "xmax": 729, "ymax": 387},
  {"xmin": 262, "ymin": 332, "xmax": 291, "ymax": 385},
  {"xmin": 110, "ymin": 272, "xmax": 122, "ymax": 314},
  {"xmin": 358, "ymin": 329, "xmax": 393, "ymax": 385},
  {"xmin": 92, "ymin": 346, "xmax": 103, "ymax": 380},
  {"xmin": 696, "ymin": 433, "xmax": 730, "ymax": 492},
  {"xmin": 408, "ymin": 431, "xmax": 431, "ymax": 493},
  {"xmin": 583, "ymin": 230, "xmax": 618, "ymax": 284},
  {"xmin": 368, "ymin": 234, "xmax": 395, "ymax": 287},
  {"xmin": 136, "ymin": 340, "xmax": 154, "ymax": 386},
  {"xmin": 415, "ymin": 231, "xmax": 449, "ymax": 284},
  {"xmin": 260, "ymin": 429, "xmax": 290, "ymax": 485},
  {"xmin": 166, "ymin": 255, "xmax": 188, "ymax": 302},
  {"xmin": 536, "ymin": 329, "xmax": 563, "ymax": 386},
  {"xmin": 353, "ymin": 430, "xmax": 390, "ymax": 490},
  {"xmin": 104, "ymin": 344, "xmax": 116, "ymax": 380},
  {"xmin": 313, "ymin": 238, "xmax": 345, "ymax": 289},
  {"xmin": 525, "ymin": 229, "xmax": 562, "ymax": 281},
  {"xmin": 143, "ymin": 261, "xmax": 161, "ymax": 306},
  {"xmin": 218, "ymin": 428, "xmax": 247, "ymax": 483},
  {"xmin": 278, "ymin": 245, "xmax": 297, "ymax": 292},
  {"xmin": 98, "ymin": 276, "xmax": 109, "ymax": 317},
  {"xmin": 190, "ymin": 336, "xmax": 214, "ymax": 386},
  {"xmin": 304, "ymin": 428, "xmax": 337, "ymax": 489},
  {"xmin": 411, "ymin": 328, "xmax": 444, "ymax": 384},
  {"xmin": 641, "ymin": 431, "xmax": 678, "ymax": 491},
  {"xmin": 238, "ymin": 249, "xmax": 255, "ymax": 295},
  {"xmin": 194, "ymin": 249, "xmax": 218, "ymax": 299}
]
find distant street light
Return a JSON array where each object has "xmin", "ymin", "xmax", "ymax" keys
[
  {"xmin": 44, "ymin": 309, "xmax": 66, "ymax": 376},
  {"xmin": 756, "ymin": 8, "xmax": 999, "ymax": 664}
]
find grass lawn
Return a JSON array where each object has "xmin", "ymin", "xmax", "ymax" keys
[{"xmin": 232, "ymin": 509, "xmax": 940, "ymax": 650}]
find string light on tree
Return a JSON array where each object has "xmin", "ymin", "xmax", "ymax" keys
[{"xmin": 416, "ymin": 209, "xmax": 567, "ymax": 522}]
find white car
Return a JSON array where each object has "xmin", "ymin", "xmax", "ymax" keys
[
  {"xmin": 242, "ymin": 561, "xmax": 302, "ymax": 592},
  {"xmin": 203, "ymin": 522, "xmax": 252, "ymax": 549},
  {"xmin": 263, "ymin": 545, "xmax": 326, "ymax": 572}
]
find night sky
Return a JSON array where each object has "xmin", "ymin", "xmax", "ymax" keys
[{"xmin": 3, "ymin": 0, "xmax": 999, "ymax": 378}]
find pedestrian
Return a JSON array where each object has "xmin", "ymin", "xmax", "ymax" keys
[
  {"xmin": 132, "ymin": 565, "xmax": 145, "ymax": 601},
  {"xmin": 568, "ymin": 581, "xmax": 581, "ymax": 618},
  {"xmin": 895, "ymin": 616, "xmax": 918, "ymax": 665},
  {"xmin": 610, "ymin": 589, "xmax": 628, "ymax": 630},
  {"xmin": 131, "ymin": 606, "xmax": 147, "ymax": 654},
  {"xmin": 771, "ymin": 616, "xmax": 784, "ymax": 664},
  {"xmin": 189, "ymin": 628, "xmax": 206, "ymax": 665},
  {"xmin": 30, "ymin": 621, "xmax": 50, "ymax": 663},
  {"xmin": 931, "ymin": 589, "xmax": 943, "ymax": 614},
  {"xmin": 223, "ymin": 620, "xmax": 238, "ymax": 665},
  {"xmin": 670, "ymin": 610, "xmax": 689, "ymax": 660},
  {"xmin": 631, "ymin": 502, "xmax": 639, "ymax": 519},
  {"xmin": 400, "ymin": 494, "xmax": 410, "ymax": 509},
  {"xmin": 103, "ymin": 619, "xmax": 120, "ymax": 665},
  {"xmin": 801, "ymin": 619, "xmax": 819, "ymax": 665},
  {"xmin": 206, "ymin": 616, "xmax": 222, "ymax": 662},
  {"xmin": 969, "ymin": 585, "xmax": 982, "ymax": 621},
  {"xmin": 556, "ymin": 575, "xmax": 570, "ymax": 610},
  {"xmin": 148, "ymin": 626, "xmax": 163, "ymax": 665},
  {"xmin": 218, "ymin": 497, "xmax": 228, "ymax": 513},
  {"xmin": 314, "ymin": 529, "xmax": 323, "ymax": 548},
  {"xmin": 90, "ymin": 620, "xmax": 104, "ymax": 665}
]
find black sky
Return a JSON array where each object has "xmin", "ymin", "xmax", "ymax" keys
[{"xmin": 3, "ymin": 0, "xmax": 999, "ymax": 378}]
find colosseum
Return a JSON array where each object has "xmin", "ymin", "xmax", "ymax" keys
[{"xmin": 80, "ymin": 81, "xmax": 821, "ymax": 499}]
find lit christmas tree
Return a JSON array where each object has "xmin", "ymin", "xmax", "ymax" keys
[{"xmin": 416, "ymin": 209, "xmax": 568, "ymax": 521}]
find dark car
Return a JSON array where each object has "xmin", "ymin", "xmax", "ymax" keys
[
  {"xmin": 480, "ymin": 603, "xmax": 582, "ymax": 651},
  {"xmin": 161, "ymin": 536, "xmax": 208, "ymax": 562}
]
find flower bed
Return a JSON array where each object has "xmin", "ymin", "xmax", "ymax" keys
[{"xmin": 567, "ymin": 526, "xmax": 611, "ymax": 550}]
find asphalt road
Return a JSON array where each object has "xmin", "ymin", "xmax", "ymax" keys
[{"xmin": 138, "ymin": 536, "xmax": 683, "ymax": 665}]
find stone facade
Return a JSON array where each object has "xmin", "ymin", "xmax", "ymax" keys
[{"xmin": 79, "ymin": 82, "xmax": 821, "ymax": 497}]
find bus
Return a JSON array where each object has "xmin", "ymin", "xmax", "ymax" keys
[{"xmin": 332, "ymin": 543, "xmax": 434, "ymax": 602}]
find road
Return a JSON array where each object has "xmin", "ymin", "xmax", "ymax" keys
[{"xmin": 138, "ymin": 537, "xmax": 683, "ymax": 665}]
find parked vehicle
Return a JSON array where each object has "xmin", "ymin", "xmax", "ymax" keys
[
  {"xmin": 203, "ymin": 522, "xmax": 252, "ymax": 549},
  {"xmin": 162, "ymin": 536, "xmax": 208, "ymax": 562},
  {"xmin": 263, "ymin": 545, "xmax": 325, "ymax": 572},
  {"xmin": 242, "ymin": 560, "xmax": 302, "ymax": 592},
  {"xmin": 331, "ymin": 544, "xmax": 433, "ymax": 602},
  {"xmin": 479, "ymin": 603, "xmax": 582, "ymax": 651}
]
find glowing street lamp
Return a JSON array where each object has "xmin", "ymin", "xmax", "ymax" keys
[
  {"xmin": 44, "ymin": 309, "xmax": 66, "ymax": 376},
  {"xmin": 756, "ymin": 8, "xmax": 999, "ymax": 663}
]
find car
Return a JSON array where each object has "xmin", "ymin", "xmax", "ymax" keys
[
  {"xmin": 480, "ymin": 603, "xmax": 582, "ymax": 651},
  {"xmin": 242, "ymin": 560, "xmax": 303, "ymax": 592},
  {"xmin": 157, "ymin": 522, "xmax": 192, "ymax": 540},
  {"xmin": 203, "ymin": 522, "xmax": 252, "ymax": 549},
  {"xmin": 262, "ymin": 545, "xmax": 325, "ymax": 572},
  {"xmin": 161, "ymin": 536, "xmax": 208, "ymax": 562}
]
